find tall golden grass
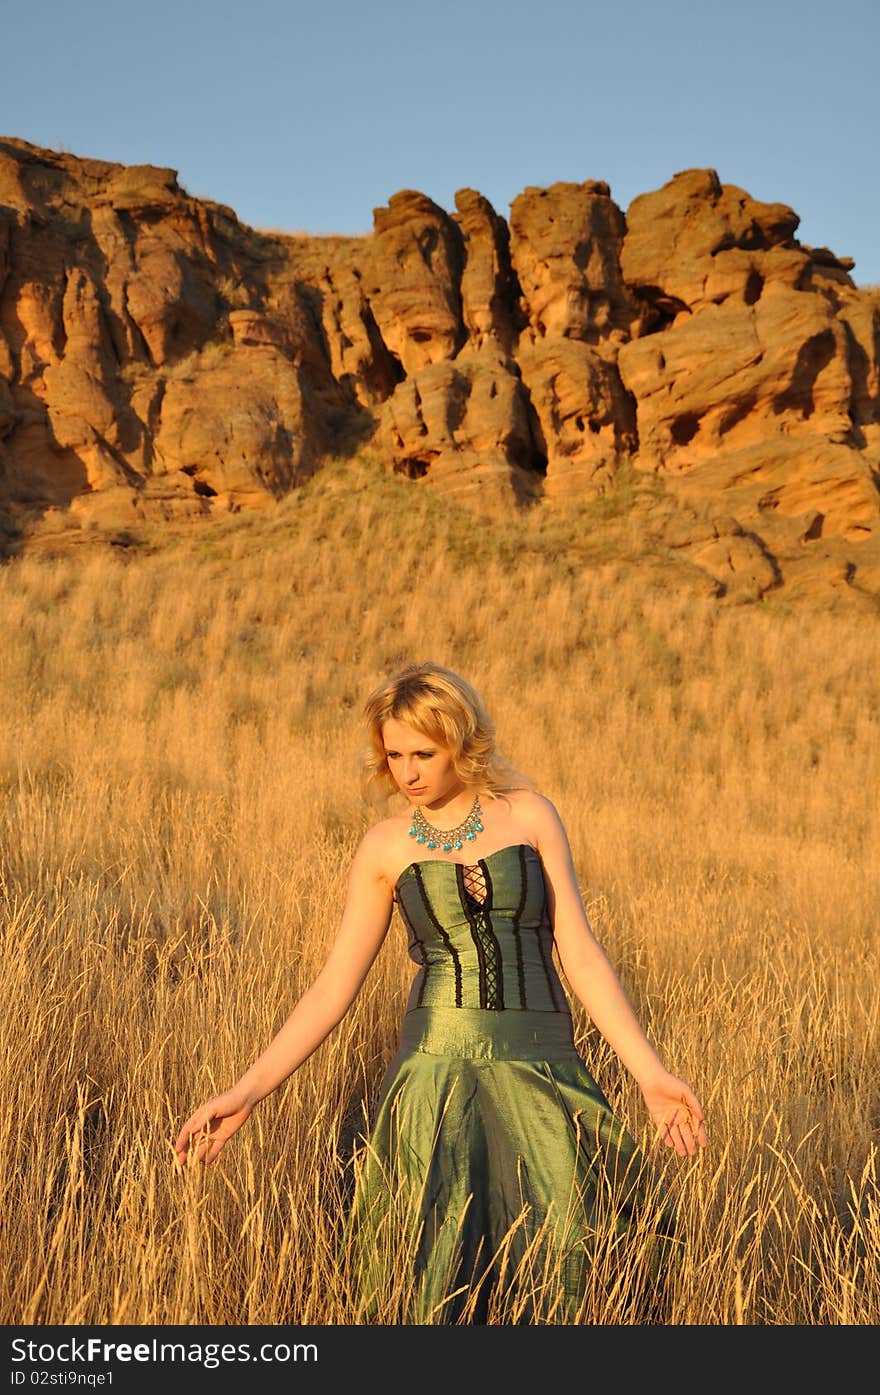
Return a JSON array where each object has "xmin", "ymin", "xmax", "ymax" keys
[{"xmin": 1, "ymin": 452, "xmax": 878, "ymax": 1324}]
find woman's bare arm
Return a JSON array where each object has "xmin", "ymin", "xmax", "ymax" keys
[
  {"xmin": 174, "ymin": 827, "xmax": 394, "ymax": 1165},
  {"xmin": 531, "ymin": 794, "xmax": 708, "ymax": 1155}
]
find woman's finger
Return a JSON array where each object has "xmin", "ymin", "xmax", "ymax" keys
[
  {"xmin": 680, "ymin": 1094, "xmax": 709, "ymax": 1150},
  {"xmin": 175, "ymin": 1117, "xmax": 217, "ymax": 1168},
  {"xmin": 677, "ymin": 1117, "xmax": 697, "ymax": 1157},
  {"xmin": 175, "ymin": 1109, "xmax": 209, "ymax": 1147},
  {"xmin": 660, "ymin": 1107, "xmax": 704, "ymax": 1157},
  {"xmin": 661, "ymin": 1118, "xmax": 686, "ymax": 1156}
]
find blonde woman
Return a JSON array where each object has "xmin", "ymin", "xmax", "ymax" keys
[{"xmin": 175, "ymin": 661, "xmax": 707, "ymax": 1323}]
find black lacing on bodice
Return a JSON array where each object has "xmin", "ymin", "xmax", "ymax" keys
[
  {"xmin": 459, "ymin": 862, "xmax": 504, "ymax": 1010},
  {"xmin": 461, "ymin": 863, "xmax": 488, "ymax": 906}
]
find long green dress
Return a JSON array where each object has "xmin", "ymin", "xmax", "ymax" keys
[{"xmin": 344, "ymin": 842, "xmax": 676, "ymax": 1324}]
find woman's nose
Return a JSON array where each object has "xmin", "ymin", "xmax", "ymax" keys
[{"xmin": 403, "ymin": 760, "xmax": 420, "ymax": 783}]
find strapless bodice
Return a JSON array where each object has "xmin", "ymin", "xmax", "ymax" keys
[{"xmin": 394, "ymin": 842, "xmax": 569, "ymax": 1015}]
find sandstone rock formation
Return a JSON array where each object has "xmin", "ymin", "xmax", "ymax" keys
[{"xmin": 1, "ymin": 137, "xmax": 878, "ymax": 601}]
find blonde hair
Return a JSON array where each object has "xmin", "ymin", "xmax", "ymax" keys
[{"xmin": 359, "ymin": 662, "xmax": 536, "ymax": 807}]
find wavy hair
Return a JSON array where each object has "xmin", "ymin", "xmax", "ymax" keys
[{"xmin": 359, "ymin": 662, "xmax": 536, "ymax": 808}]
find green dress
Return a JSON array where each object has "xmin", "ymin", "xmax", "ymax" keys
[{"xmin": 344, "ymin": 842, "xmax": 675, "ymax": 1324}]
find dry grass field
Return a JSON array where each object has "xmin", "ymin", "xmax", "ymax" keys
[{"xmin": 1, "ymin": 451, "xmax": 879, "ymax": 1325}]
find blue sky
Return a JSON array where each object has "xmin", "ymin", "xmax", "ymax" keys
[{"xmin": 4, "ymin": 0, "xmax": 879, "ymax": 284}]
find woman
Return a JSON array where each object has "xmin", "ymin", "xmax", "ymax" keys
[{"xmin": 175, "ymin": 662, "xmax": 708, "ymax": 1324}]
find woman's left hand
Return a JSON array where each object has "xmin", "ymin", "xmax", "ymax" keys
[{"xmin": 639, "ymin": 1071, "xmax": 709, "ymax": 1157}]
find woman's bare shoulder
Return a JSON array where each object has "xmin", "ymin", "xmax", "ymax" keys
[
  {"xmin": 481, "ymin": 787, "xmax": 562, "ymax": 851},
  {"xmin": 494, "ymin": 786, "xmax": 558, "ymax": 822},
  {"xmin": 502, "ymin": 787, "xmax": 553, "ymax": 809},
  {"xmin": 351, "ymin": 816, "xmax": 412, "ymax": 896},
  {"xmin": 352, "ymin": 815, "xmax": 410, "ymax": 869}
]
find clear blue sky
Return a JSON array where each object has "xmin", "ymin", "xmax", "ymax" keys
[{"xmin": 4, "ymin": 0, "xmax": 879, "ymax": 284}]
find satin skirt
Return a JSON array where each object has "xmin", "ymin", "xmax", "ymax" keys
[{"xmin": 341, "ymin": 1006, "xmax": 677, "ymax": 1324}]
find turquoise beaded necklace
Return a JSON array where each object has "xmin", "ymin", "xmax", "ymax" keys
[{"xmin": 408, "ymin": 793, "xmax": 484, "ymax": 852}]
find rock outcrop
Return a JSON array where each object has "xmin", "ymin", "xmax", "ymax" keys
[{"xmin": 1, "ymin": 137, "xmax": 878, "ymax": 601}]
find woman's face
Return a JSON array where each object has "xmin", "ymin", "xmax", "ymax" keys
[{"xmin": 381, "ymin": 717, "xmax": 462, "ymax": 809}]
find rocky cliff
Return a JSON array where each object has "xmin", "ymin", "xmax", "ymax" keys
[{"xmin": 1, "ymin": 137, "xmax": 878, "ymax": 601}]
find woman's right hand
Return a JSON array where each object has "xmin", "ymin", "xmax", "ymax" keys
[{"xmin": 174, "ymin": 1089, "xmax": 253, "ymax": 1168}]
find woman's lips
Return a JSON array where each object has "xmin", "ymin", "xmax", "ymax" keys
[{"xmin": 407, "ymin": 787, "xmax": 426, "ymax": 795}]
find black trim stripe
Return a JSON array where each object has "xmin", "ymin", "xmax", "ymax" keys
[
  {"xmin": 412, "ymin": 864, "xmax": 462, "ymax": 1007},
  {"xmin": 478, "ymin": 861, "xmax": 494, "ymax": 915},
  {"xmin": 535, "ymin": 908, "xmax": 565, "ymax": 1013},
  {"xmin": 481, "ymin": 863, "xmax": 505, "ymax": 1011},
  {"xmin": 457, "ymin": 861, "xmax": 505, "ymax": 1011},
  {"xmin": 511, "ymin": 844, "xmax": 529, "ymax": 1009},
  {"xmin": 396, "ymin": 895, "xmax": 429, "ymax": 1008}
]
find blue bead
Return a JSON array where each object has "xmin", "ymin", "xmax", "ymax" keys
[
  {"xmin": 427, "ymin": 841, "xmax": 437, "ymax": 849},
  {"xmin": 454, "ymin": 840, "xmax": 462, "ymax": 849},
  {"xmin": 475, "ymin": 823, "xmax": 483, "ymax": 831},
  {"xmin": 466, "ymin": 831, "xmax": 475, "ymax": 840},
  {"xmin": 409, "ymin": 828, "xmax": 417, "ymax": 837},
  {"xmin": 416, "ymin": 835, "xmax": 426, "ymax": 844},
  {"xmin": 443, "ymin": 843, "xmax": 452, "ymax": 851}
]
